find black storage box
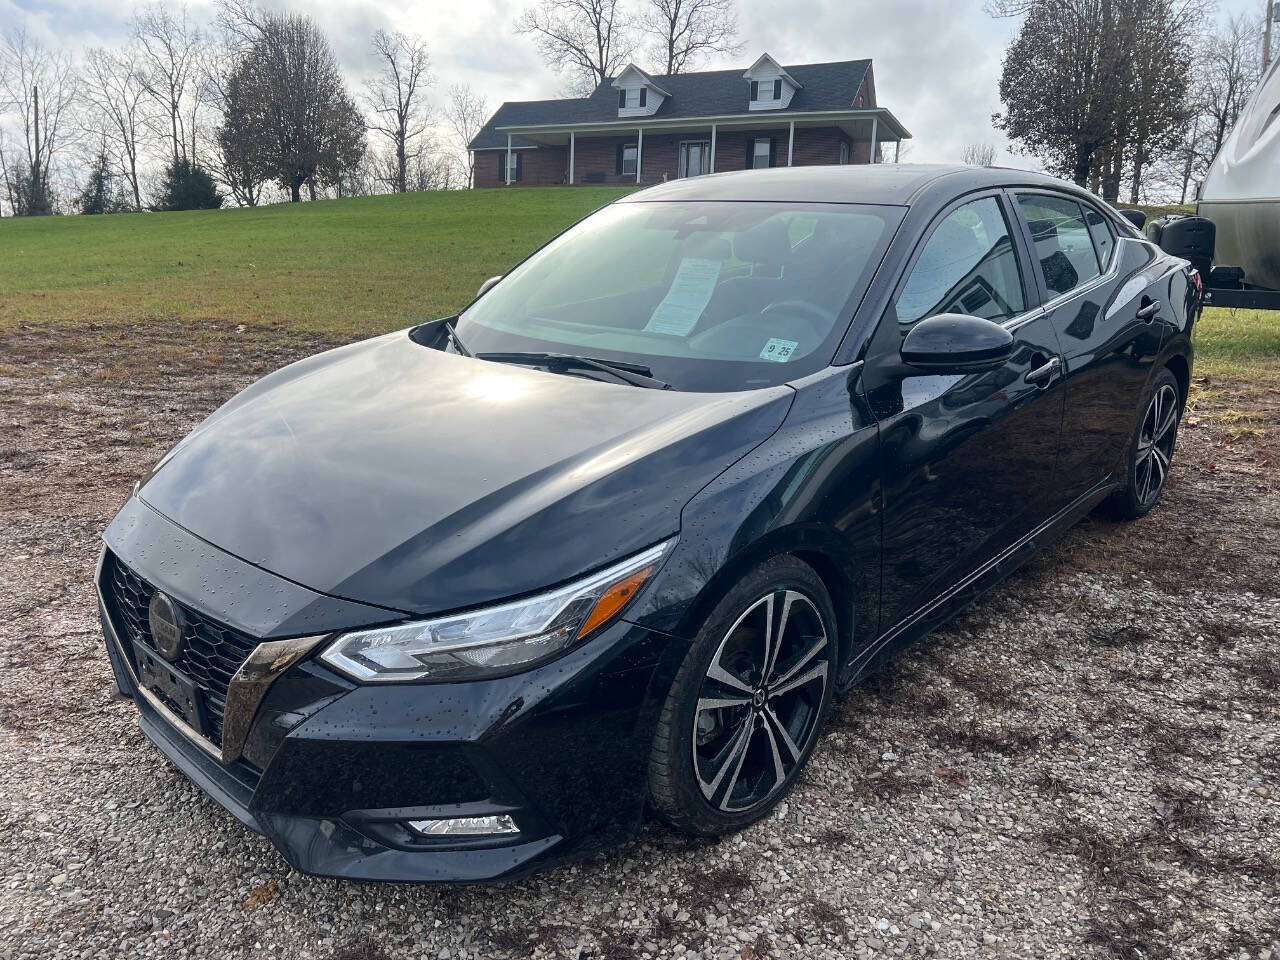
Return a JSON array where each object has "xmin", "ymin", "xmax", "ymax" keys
[{"xmin": 1146, "ymin": 215, "xmax": 1215, "ymax": 280}]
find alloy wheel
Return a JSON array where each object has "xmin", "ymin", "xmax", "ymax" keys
[
  {"xmin": 1136, "ymin": 383, "xmax": 1179, "ymax": 505},
  {"xmin": 691, "ymin": 589, "xmax": 830, "ymax": 813}
]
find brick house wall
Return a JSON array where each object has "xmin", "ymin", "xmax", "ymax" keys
[
  {"xmin": 473, "ymin": 126, "xmax": 859, "ymax": 187},
  {"xmin": 473, "ymin": 145, "xmax": 568, "ymax": 188}
]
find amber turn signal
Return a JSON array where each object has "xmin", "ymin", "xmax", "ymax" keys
[{"xmin": 576, "ymin": 566, "xmax": 656, "ymax": 639}]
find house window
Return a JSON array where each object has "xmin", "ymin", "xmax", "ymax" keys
[
  {"xmin": 619, "ymin": 143, "xmax": 639, "ymax": 176},
  {"xmin": 773, "ymin": 78, "xmax": 782, "ymax": 100},
  {"xmin": 751, "ymin": 138, "xmax": 772, "ymax": 169},
  {"xmin": 499, "ymin": 152, "xmax": 523, "ymax": 182},
  {"xmin": 840, "ymin": 142, "xmax": 850, "ymax": 165},
  {"xmin": 750, "ymin": 80, "xmax": 759, "ymax": 100},
  {"xmin": 619, "ymin": 89, "xmax": 627, "ymax": 109},
  {"xmin": 639, "ymin": 87, "xmax": 647, "ymax": 108}
]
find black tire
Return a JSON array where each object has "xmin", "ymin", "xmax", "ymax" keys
[
  {"xmin": 1100, "ymin": 367, "xmax": 1182, "ymax": 521},
  {"xmin": 648, "ymin": 555, "xmax": 838, "ymax": 836}
]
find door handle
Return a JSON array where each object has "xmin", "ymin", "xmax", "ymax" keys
[
  {"xmin": 1136, "ymin": 298, "xmax": 1161, "ymax": 322},
  {"xmin": 1025, "ymin": 356, "xmax": 1062, "ymax": 387}
]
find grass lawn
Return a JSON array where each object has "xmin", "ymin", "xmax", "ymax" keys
[
  {"xmin": 1, "ymin": 187, "xmax": 1275, "ymax": 379},
  {"xmin": 0, "ymin": 187, "xmax": 633, "ymax": 341}
]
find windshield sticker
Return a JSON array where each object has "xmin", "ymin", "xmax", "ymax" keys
[
  {"xmin": 644, "ymin": 258, "xmax": 722, "ymax": 336},
  {"xmin": 759, "ymin": 338, "xmax": 798, "ymax": 363}
]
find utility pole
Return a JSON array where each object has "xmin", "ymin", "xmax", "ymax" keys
[
  {"xmin": 1266, "ymin": 0, "xmax": 1275, "ymax": 74},
  {"xmin": 31, "ymin": 84, "xmax": 41, "ymax": 214}
]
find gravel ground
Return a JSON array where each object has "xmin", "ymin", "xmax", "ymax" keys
[{"xmin": 1, "ymin": 321, "xmax": 1277, "ymax": 960}]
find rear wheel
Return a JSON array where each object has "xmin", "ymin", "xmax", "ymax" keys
[
  {"xmin": 1101, "ymin": 367, "xmax": 1181, "ymax": 520},
  {"xmin": 648, "ymin": 556, "xmax": 838, "ymax": 835}
]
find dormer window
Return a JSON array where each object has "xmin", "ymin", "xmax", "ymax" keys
[
  {"xmin": 612, "ymin": 64, "xmax": 668, "ymax": 117},
  {"xmin": 745, "ymin": 53, "xmax": 801, "ymax": 111},
  {"xmin": 618, "ymin": 88, "xmax": 648, "ymax": 109}
]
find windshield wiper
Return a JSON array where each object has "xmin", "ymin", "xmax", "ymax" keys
[
  {"xmin": 442, "ymin": 320, "xmax": 473, "ymax": 357},
  {"xmin": 476, "ymin": 352, "xmax": 672, "ymax": 390}
]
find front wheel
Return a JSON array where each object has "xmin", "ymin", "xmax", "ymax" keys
[
  {"xmin": 647, "ymin": 556, "xmax": 838, "ymax": 835},
  {"xmin": 1101, "ymin": 367, "xmax": 1181, "ymax": 521}
]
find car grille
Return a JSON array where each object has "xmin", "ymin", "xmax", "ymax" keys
[{"xmin": 102, "ymin": 551, "xmax": 259, "ymax": 748}]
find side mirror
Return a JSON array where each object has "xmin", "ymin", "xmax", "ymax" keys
[
  {"xmin": 1118, "ymin": 209, "xmax": 1146, "ymax": 230},
  {"xmin": 900, "ymin": 313, "xmax": 1014, "ymax": 373},
  {"xmin": 476, "ymin": 275, "xmax": 503, "ymax": 298}
]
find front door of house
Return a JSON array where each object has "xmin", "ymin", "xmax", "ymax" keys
[{"xmin": 679, "ymin": 141, "xmax": 711, "ymax": 178}]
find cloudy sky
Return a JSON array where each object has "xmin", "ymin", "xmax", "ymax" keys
[{"xmin": 3, "ymin": 0, "xmax": 1267, "ymax": 168}]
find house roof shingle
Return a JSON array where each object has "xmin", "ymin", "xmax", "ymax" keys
[{"xmin": 469, "ymin": 59, "xmax": 873, "ymax": 150}]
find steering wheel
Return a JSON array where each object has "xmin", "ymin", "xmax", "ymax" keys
[{"xmin": 760, "ymin": 300, "xmax": 831, "ymax": 342}]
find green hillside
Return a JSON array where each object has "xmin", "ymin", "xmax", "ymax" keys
[{"xmin": 0, "ymin": 188, "xmax": 632, "ymax": 339}]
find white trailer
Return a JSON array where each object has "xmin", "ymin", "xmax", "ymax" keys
[{"xmin": 1195, "ymin": 57, "xmax": 1280, "ymax": 304}]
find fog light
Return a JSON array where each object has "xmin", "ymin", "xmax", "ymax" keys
[{"xmin": 407, "ymin": 815, "xmax": 519, "ymax": 837}]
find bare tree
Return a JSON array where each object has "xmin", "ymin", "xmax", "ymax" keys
[
  {"xmin": 216, "ymin": 2, "xmax": 367, "ymax": 202},
  {"xmin": 0, "ymin": 133, "xmax": 26, "ymax": 216},
  {"xmin": 402, "ymin": 135, "xmax": 463, "ymax": 191},
  {"xmin": 133, "ymin": 3, "xmax": 205, "ymax": 163},
  {"xmin": 365, "ymin": 30, "xmax": 432, "ymax": 194},
  {"xmin": 638, "ymin": 0, "xmax": 742, "ymax": 75},
  {"xmin": 1194, "ymin": 13, "xmax": 1260, "ymax": 184},
  {"xmin": 1151, "ymin": 11, "xmax": 1263, "ymax": 203},
  {"xmin": 516, "ymin": 0, "xmax": 634, "ymax": 95},
  {"xmin": 0, "ymin": 25, "xmax": 79, "ymax": 215},
  {"xmin": 444, "ymin": 83, "xmax": 487, "ymax": 187},
  {"xmin": 82, "ymin": 43, "xmax": 151, "ymax": 210},
  {"xmin": 961, "ymin": 142, "xmax": 998, "ymax": 166}
]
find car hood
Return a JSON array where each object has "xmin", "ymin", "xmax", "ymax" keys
[{"xmin": 138, "ymin": 330, "xmax": 793, "ymax": 615}]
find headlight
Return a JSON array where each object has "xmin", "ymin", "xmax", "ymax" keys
[{"xmin": 319, "ymin": 540, "xmax": 674, "ymax": 682}]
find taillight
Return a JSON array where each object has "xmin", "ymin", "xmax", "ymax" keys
[{"xmin": 1191, "ymin": 268, "xmax": 1203, "ymax": 299}]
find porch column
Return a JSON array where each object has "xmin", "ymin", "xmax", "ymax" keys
[
  {"xmin": 636, "ymin": 127, "xmax": 644, "ymax": 184},
  {"xmin": 869, "ymin": 117, "xmax": 879, "ymax": 164},
  {"xmin": 710, "ymin": 124, "xmax": 716, "ymax": 173},
  {"xmin": 895, "ymin": 139, "xmax": 901, "ymax": 163},
  {"xmin": 788, "ymin": 121, "xmax": 795, "ymax": 166},
  {"xmin": 506, "ymin": 133, "xmax": 513, "ymax": 185},
  {"xmin": 569, "ymin": 131, "xmax": 575, "ymax": 185}
]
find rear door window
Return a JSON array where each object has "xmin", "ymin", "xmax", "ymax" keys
[{"xmin": 1016, "ymin": 194, "xmax": 1102, "ymax": 298}]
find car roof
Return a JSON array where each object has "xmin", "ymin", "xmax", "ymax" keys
[{"xmin": 621, "ymin": 163, "xmax": 1078, "ymax": 207}]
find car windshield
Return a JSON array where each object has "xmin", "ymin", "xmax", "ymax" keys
[{"xmin": 454, "ymin": 200, "xmax": 904, "ymax": 392}]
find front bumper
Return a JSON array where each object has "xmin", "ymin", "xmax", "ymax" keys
[{"xmin": 99, "ymin": 501, "xmax": 678, "ymax": 883}]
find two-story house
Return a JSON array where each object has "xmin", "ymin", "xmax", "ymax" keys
[{"xmin": 468, "ymin": 54, "xmax": 910, "ymax": 188}]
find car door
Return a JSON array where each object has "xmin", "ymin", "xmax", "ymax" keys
[
  {"xmin": 1010, "ymin": 192, "xmax": 1166, "ymax": 509},
  {"xmin": 861, "ymin": 191, "xmax": 1066, "ymax": 631}
]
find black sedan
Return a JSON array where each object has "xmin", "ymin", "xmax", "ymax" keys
[{"xmin": 97, "ymin": 164, "xmax": 1198, "ymax": 882}]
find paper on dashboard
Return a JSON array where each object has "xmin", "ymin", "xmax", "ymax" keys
[{"xmin": 644, "ymin": 258, "xmax": 722, "ymax": 337}]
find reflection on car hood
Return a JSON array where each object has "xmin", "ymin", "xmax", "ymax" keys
[{"xmin": 139, "ymin": 330, "xmax": 793, "ymax": 615}]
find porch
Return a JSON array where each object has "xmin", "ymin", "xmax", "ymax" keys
[{"xmin": 474, "ymin": 109, "xmax": 910, "ymax": 188}]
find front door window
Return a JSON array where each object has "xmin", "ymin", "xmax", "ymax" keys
[
  {"xmin": 895, "ymin": 196, "xmax": 1026, "ymax": 326},
  {"xmin": 679, "ymin": 141, "xmax": 711, "ymax": 178}
]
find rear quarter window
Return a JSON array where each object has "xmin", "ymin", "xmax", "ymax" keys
[{"xmin": 1083, "ymin": 205, "xmax": 1117, "ymax": 269}]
